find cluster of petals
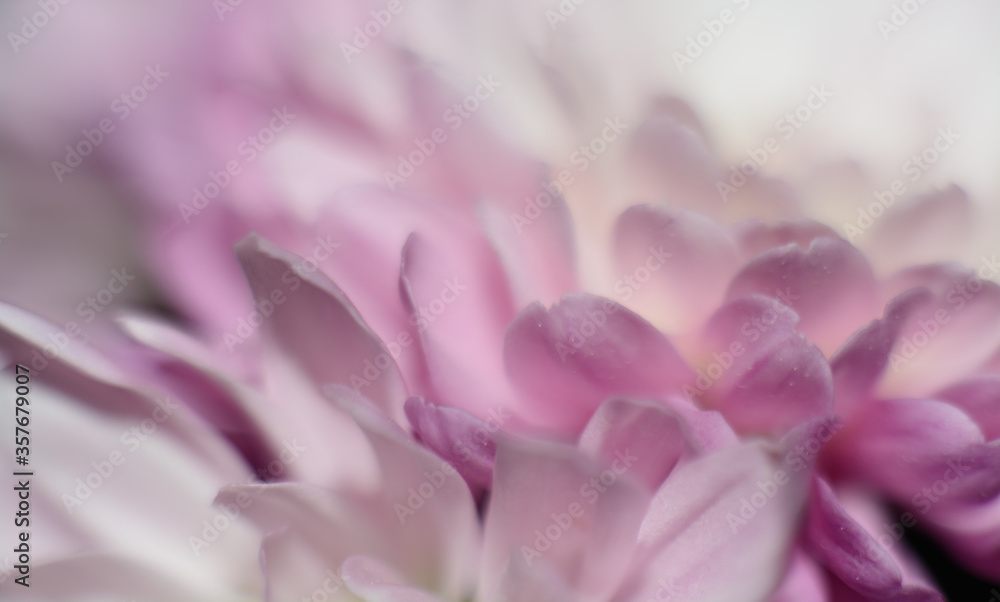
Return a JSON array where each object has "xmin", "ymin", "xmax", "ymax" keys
[{"xmin": 1, "ymin": 2, "xmax": 998, "ymax": 602}]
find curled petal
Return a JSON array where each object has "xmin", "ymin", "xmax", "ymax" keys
[
  {"xmin": 503, "ymin": 293, "xmax": 694, "ymax": 434},
  {"xmin": 696, "ymin": 295, "xmax": 833, "ymax": 437},
  {"xmin": 726, "ymin": 236, "xmax": 879, "ymax": 355}
]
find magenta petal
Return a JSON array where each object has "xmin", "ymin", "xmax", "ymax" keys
[
  {"xmin": 805, "ymin": 479, "xmax": 945, "ymax": 601},
  {"xmin": 805, "ymin": 479, "xmax": 903, "ymax": 597},
  {"xmin": 937, "ymin": 375, "xmax": 1000, "ymax": 440},
  {"xmin": 404, "ymin": 397, "xmax": 497, "ymax": 496},
  {"xmin": 235, "ymin": 233, "xmax": 408, "ymax": 420},
  {"xmin": 830, "ymin": 398, "xmax": 1000, "ymax": 505},
  {"xmin": 726, "ymin": 236, "xmax": 879, "ymax": 355},
  {"xmin": 697, "ymin": 294, "xmax": 833, "ymax": 437},
  {"xmin": 577, "ymin": 397, "xmax": 693, "ymax": 492},
  {"xmin": 613, "ymin": 205, "xmax": 740, "ymax": 331},
  {"xmin": 503, "ymin": 293, "xmax": 694, "ymax": 433}
]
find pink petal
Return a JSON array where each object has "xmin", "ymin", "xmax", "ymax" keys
[
  {"xmin": 152, "ymin": 204, "xmax": 261, "ymax": 336},
  {"xmin": 726, "ymin": 236, "xmax": 879, "ymax": 355},
  {"xmin": 341, "ymin": 555, "xmax": 449, "ymax": 602},
  {"xmin": 489, "ymin": 552, "xmax": 578, "ymax": 602},
  {"xmin": 767, "ymin": 548, "xmax": 830, "ymax": 602},
  {"xmin": 503, "ymin": 293, "xmax": 694, "ymax": 434},
  {"xmin": 477, "ymin": 196, "xmax": 578, "ymax": 310},
  {"xmin": 260, "ymin": 529, "xmax": 348, "ymax": 602},
  {"xmin": 404, "ymin": 396, "xmax": 498, "ymax": 497},
  {"xmin": 117, "ymin": 315, "xmax": 285, "ymax": 475},
  {"xmin": 0, "ymin": 301, "xmax": 168, "ymax": 419},
  {"xmin": 613, "ymin": 205, "xmax": 740, "ymax": 331},
  {"xmin": 876, "ymin": 264, "xmax": 1000, "ymax": 397},
  {"xmin": 733, "ymin": 218, "xmax": 839, "ymax": 260},
  {"xmin": 657, "ymin": 395, "xmax": 740, "ymax": 452},
  {"xmin": 577, "ymin": 397, "xmax": 694, "ymax": 492},
  {"xmin": 864, "ymin": 185, "xmax": 974, "ymax": 275},
  {"xmin": 805, "ymin": 479, "xmax": 902, "ymax": 597},
  {"xmin": 937, "ymin": 375, "xmax": 1000, "ymax": 440},
  {"xmin": 399, "ymin": 231, "xmax": 521, "ymax": 422},
  {"xmin": 0, "ymin": 301, "xmax": 247, "ymax": 482},
  {"xmin": 631, "ymin": 443, "xmax": 808, "ymax": 602},
  {"xmin": 328, "ymin": 385, "xmax": 480, "ymax": 597},
  {"xmin": 829, "ymin": 398, "xmax": 1000, "ymax": 506},
  {"xmin": 0, "ymin": 357, "xmax": 253, "ymax": 591},
  {"xmin": 696, "ymin": 294, "xmax": 833, "ymax": 437},
  {"xmin": 311, "ymin": 188, "xmax": 481, "ymax": 396},
  {"xmin": 804, "ymin": 479, "xmax": 945, "ymax": 601},
  {"xmin": 626, "ymin": 107, "xmax": 723, "ymax": 217},
  {"xmin": 235, "ymin": 233, "xmax": 408, "ymax": 421},
  {"xmin": 118, "ymin": 314, "xmax": 379, "ymax": 489},
  {"xmin": 479, "ymin": 436, "xmax": 649, "ymax": 602},
  {"xmin": 223, "ymin": 386, "xmax": 481, "ymax": 599},
  {"xmin": 829, "ymin": 289, "xmax": 931, "ymax": 416}
]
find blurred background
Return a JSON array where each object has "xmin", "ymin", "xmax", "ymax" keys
[{"xmin": 1, "ymin": 0, "xmax": 998, "ymax": 597}]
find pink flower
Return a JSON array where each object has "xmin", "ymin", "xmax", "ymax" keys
[{"xmin": 1, "ymin": 1, "xmax": 998, "ymax": 601}]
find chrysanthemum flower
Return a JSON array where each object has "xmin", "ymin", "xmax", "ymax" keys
[{"xmin": 1, "ymin": 1, "xmax": 998, "ymax": 601}]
